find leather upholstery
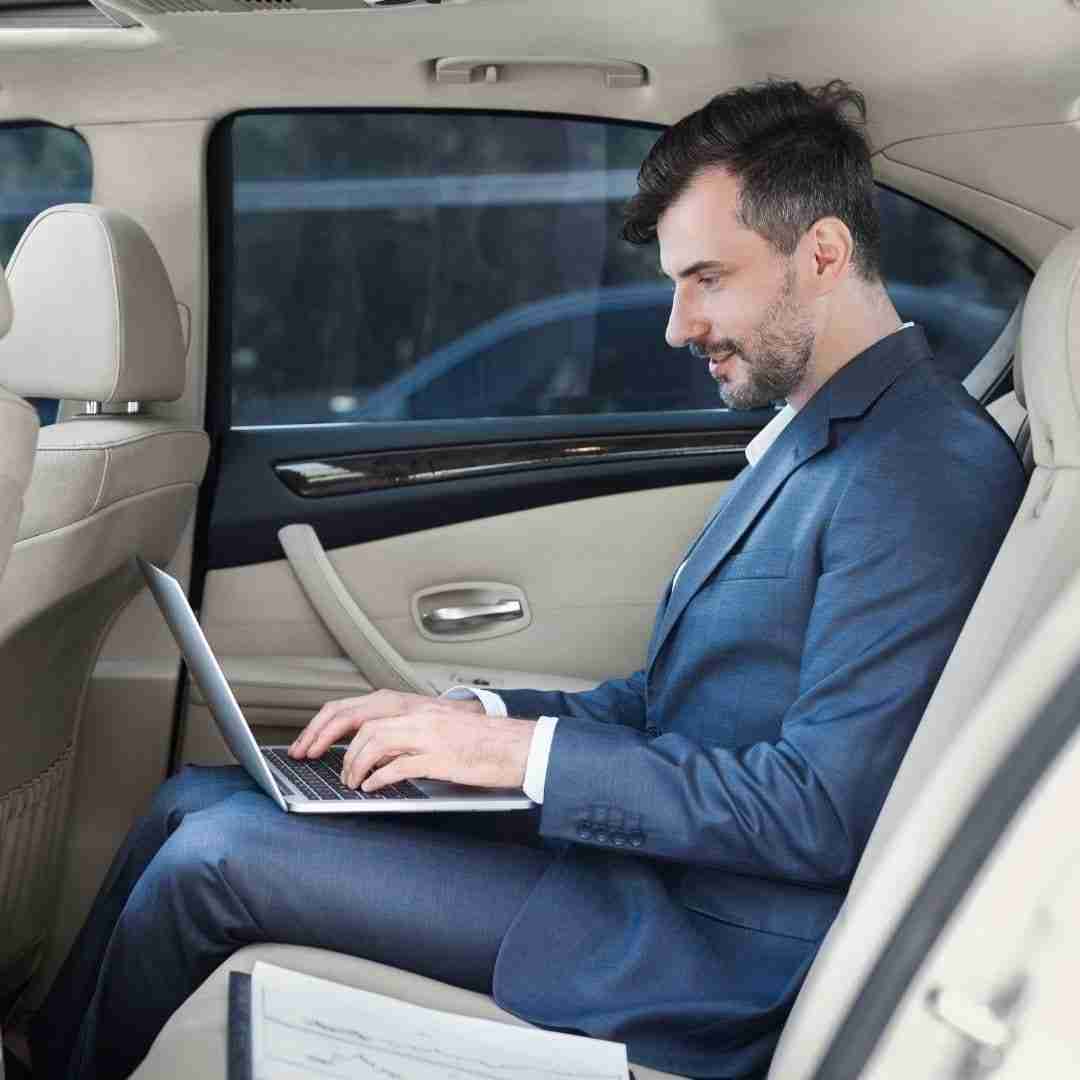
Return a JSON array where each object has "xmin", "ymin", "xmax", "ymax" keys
[
  {"xmin": 1022, "ymin": 227, "xmax": 1080, "ymax": 466},
  {"xmin": 1013, "ymin": 330, "xmax": 1026, "ymax": 408},
  {"xmin": 0, "ymin": 265, "xmax": 38, "ymax": 588},
  {"xmin": 0, "ymin": 389, "xmax": 37, "ymax": 582},
  {"xmin": 768, "ymin": 226, "xmax": 1080, "ymax": 1076},
  {"xmin": 0, "ymin": 264, "xmax": 38, "ymax": 584},
  {"xmin": 0, "ymin": 204, "xmax": 186, "ymax": 403},
  {"xmin": 0, "ymin": 207, "xmax": 208, "ymax": 1004},
  {"xmin": 0, "ymin": 260, "xmax": 12, "ymax": 338}
]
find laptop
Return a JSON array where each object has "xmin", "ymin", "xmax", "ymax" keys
[{"xmin": 139, "ymin": 557, "xmax": 534, "ymax": 814}]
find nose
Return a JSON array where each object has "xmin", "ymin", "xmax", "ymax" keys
[{"xmin": 665, "ymin": 288, "xmax": 709, "ymax": 349}]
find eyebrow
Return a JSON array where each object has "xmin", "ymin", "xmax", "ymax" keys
[{"xmin": 664, "ymin": 260, "xmax": 735, "ymax": 281}]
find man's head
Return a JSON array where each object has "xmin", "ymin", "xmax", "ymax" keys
[{"xmin": 625, "ymin": 80, "xmax": 887, "ymax": 410}]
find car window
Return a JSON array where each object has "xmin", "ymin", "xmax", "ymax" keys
[
  {"xmin": 0, "ymin": 121, "xmax": 93, "ymax": 426},
  {"xmin": 877, "ymin": 186, "xmax": 1030, "ymax": 386},
  {"xmin": 219, "ymin": 111, "xmax": 1031, "ymax": 429}
]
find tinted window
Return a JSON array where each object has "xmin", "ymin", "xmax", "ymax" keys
[
  {"xmin": 221, "ymin": 112, "xmax": 1030, "ymax": 429},
  {"xmin": 878, "ymin": 186, "xmax": 1029, "ymax": 384},
  {"xmin": 223, "ymin": 112, "xmax": 715, "ymax": 428},
  {"xmin": 0, "ymin": 122, "xmax": 93, "ymax": 425}
]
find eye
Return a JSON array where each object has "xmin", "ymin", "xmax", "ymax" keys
[{"xmin": 698, "ymin": 274, "xmax": 722, "ymax": 289}]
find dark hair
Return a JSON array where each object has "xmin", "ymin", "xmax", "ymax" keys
[{"xmin": 623, "ymin": 79, "xmax": 881, "ymax": 281}]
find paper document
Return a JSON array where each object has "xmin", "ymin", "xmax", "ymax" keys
[{"xmin": 250, "ymin": 961, "xmax": 629, "ymax": 1080}]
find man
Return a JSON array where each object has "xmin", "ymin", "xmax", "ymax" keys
[{"xmin": 33, "ymin": 80, "xmax": 1025, "ymax": 1080}]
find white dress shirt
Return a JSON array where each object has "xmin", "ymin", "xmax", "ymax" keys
[{"xmin": 444, "ymin": 324, "xmax": 916, "ymax": 801}]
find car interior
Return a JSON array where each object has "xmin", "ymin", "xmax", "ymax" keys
[{"xmin": 1, "ymin": 0, "xmax": 1079, "ymax": 1077}]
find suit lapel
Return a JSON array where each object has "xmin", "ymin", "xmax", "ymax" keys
[
  {"xmin": 646, "ymin": 325, "xmax": 931, "ymax": 670},
  {"xmin": 647, "ymin": 404, "xmax": 830, "ymax": 667}
]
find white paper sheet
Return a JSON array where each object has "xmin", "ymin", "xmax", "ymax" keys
[{"xmin": 250, "ymin": 961, "xmax": 629, "ymax": 1080}]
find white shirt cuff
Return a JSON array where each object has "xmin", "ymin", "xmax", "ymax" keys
[
  {"xmin": 523, "ymin": 715, "xmax": 558, "ymax": 803},
  {"xmin": 443, "ymin": 684, "xmax": 508, "ymax": 717},
  {"xmin": 442, "ymin": 686, "xmax": 557, "ymax": 803}
]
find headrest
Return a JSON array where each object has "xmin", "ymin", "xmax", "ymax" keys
[
  {"xmin": 0, "ymin": 265, "xmax": 11, "ymax": 339},
  {"xmin": 0, "ymin": 204, "xmax": 185, "ymax": 403},
  {"xmin": 1020, "ymin": 226, "xmax": 1080, "ymax": 468}
]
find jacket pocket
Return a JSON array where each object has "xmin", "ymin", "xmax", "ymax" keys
[
  {"xmin": 712, "ymin": 546, "xmax": 791, "ymax": 582},
  {"xmin": 675, "ymin": 870, "xmax": 843, "ymax": 943}
]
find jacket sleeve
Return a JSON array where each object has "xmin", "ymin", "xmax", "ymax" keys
[
  {"xmin": 536, "ymin": 429, "xmax": 1025, "ymax": 886},
  {"xmin": 499, "ymin": 669, "xmax": 649, "ymax": 733}
]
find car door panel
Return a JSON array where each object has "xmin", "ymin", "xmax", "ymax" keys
[{"xmin": 183, "ymin": 477, "xmax": 733, "ymax": 762}]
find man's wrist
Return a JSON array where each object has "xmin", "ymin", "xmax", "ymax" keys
[{"xmin": 499, "ymin": 716, "xmax": 536, "ymax": 789}]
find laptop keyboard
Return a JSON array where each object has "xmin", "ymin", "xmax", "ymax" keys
[{"xmin": 263, "ymin": 746, "xmax": 429, "ymax": 802}]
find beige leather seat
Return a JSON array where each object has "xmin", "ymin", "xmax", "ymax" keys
[
  {"xmin": 0, "ymin": 268, "xmax": 38, "ymax": 584},
  {"xmin": 0, "ymin": 204, "xmax": 210, "ymax": 1006},
  {"xmin": 130, "ymin": 228, "xmax": 1080, "ymax": 1080}
]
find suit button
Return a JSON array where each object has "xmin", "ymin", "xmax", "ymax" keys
[
  {"xmin": 594, "ymin": 829, "xmax": 609, "ymax": 843},
  {"xmin": 629, "ymin": 832, "xmax": 644, "ymax": 848},
  {"xmin": 576, "ymin": 822, "xmax": 593, "ymax": 841},
  {"xmin": 611, "ymin": 831, "xmax": 626, "ymax": 847}
]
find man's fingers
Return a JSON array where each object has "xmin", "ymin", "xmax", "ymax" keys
[
  {"xmin": 289, "ymin": 699, "xmax": 350, "ymax": 757},
  {"xmin": 290, "ymin": 689, "xmax": 407, "ymax": 758},
  {"xmin": 304, "ymin": 711, "xmax": 379, "ymax": 759},
  {"xmin": 342, "ymin": 719, "xmax": 422, "ymax": 787},
  {"xmin": 362, "ymin": 753, "xmax": 432, "ymax": 793}
]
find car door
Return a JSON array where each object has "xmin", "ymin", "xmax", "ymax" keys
[{"xmin": 179, "ymin": 109, "xmax": 1032, "ymax": 765}]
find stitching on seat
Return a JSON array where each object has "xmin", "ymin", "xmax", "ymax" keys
[
  {"xmin": 14, "ymin": 481, "xmax": 198, "ymax": 545},
  {"xmin": 37, "ymin": 426, "xmax": 207, "ymax": 452},
  {"xmin": 90, "ymin": 446, "xmax": 111, "ymax": 516}
]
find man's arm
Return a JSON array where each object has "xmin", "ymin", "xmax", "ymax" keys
[
  {"xmin": 495, "ymin": 670, "xmax": 649, "ymax": 732},
  {"xmin": 289, "ymin": 669, "xmax": 649, "ymax": 790}
]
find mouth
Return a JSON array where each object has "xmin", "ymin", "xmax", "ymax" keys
[{"xmin": 707, "ymin": 351, "xmax": 737, "ymax": 379}]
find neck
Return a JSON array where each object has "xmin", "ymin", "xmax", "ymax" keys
[{"xmin": 787, "ymin": 281, "xmax": 903, "ymax": 410}]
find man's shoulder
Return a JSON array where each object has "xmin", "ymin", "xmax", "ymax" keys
[{"xmin": 848, "ymin": 356, "xmax": 1022, "ymax": 472}]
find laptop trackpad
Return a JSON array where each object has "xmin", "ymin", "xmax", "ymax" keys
[{"xmin": 416, "ymin": 778, "xmax": 527, "ymax": 799}]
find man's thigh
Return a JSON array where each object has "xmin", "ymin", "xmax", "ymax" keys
[{"xmin": 177, "ymin": 790, "xmax": 555, "ymax": 992}]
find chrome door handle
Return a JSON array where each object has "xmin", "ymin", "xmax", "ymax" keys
[{"xmin": 421, "ymin": 599, "xmax": 523, "ymax": 634}]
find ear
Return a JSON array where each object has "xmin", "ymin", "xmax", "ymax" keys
[{"xmin": 804, "ymin": 217, "xmax": 854, "ymax": 295}]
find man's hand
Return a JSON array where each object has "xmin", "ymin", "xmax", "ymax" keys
[{"xmin": 288, "ymin": 689, "xmax": 534, "ymax": 792}]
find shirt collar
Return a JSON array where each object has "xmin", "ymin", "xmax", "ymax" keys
[
  {"xmin": 745, "ymin": 404, "xmax": 797, "ymax": 466},
  {"xmin": 743, "ymin": 322, "xmax": 915, "ymax": 468}
]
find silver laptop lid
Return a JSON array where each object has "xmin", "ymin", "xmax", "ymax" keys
[{"xmin": 138, "ymin": 557, "xmax": 288, "ymax": 811}]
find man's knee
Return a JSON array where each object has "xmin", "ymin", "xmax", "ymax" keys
[
  {"xmin": 122, "ymin": 801, "xmax": 264, "ymax": 945},
  {"xmin": 145, "ymin": 764, "xmax": 251, "ymax": 835}
]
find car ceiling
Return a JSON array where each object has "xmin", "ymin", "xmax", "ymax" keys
[
  {"xmin": 0, "ymin": 0, "xmax": 1078, "ymax": 238},
  {"xmin": 0, "ymin": 0, "xmax": 1074, "ymax": 134}
]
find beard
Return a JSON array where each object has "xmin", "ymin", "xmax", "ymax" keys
[{"xmin": 690, "ymin": 264, "xmax": 816, "ymax": 410}]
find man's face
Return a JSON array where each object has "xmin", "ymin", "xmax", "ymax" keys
[{"xmin": 658, "ymin": 168, "xmax": 817, "ymax": 410}]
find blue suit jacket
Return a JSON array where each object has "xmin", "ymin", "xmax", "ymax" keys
[{"xmin": 492, "ymin": 327, "xmax": 1025, "ymax": 1078}]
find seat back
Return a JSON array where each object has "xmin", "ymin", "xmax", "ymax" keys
[
  {"xmin": 0, "ymin": 269, "xmax": 38, "ymax": 583},
  {"xmin": 0, "ymin": 205, "xmax": 209, "ymax": 1003},
  {"xmin": 769, "ymin": 226, "xmax": 1080, "ymax": 1078}
]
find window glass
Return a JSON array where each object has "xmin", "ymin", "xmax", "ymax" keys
[
  {"xmin": 0, "ymin": 122, "xmax": 92, "ymax": 426},
  {"xmin": 223, "ymin": 112, "xmax": 1030, "ymax": 428},
  {"xmin": 877, "ymin": 186, "xmax": 1029, "ymax": 385}
]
